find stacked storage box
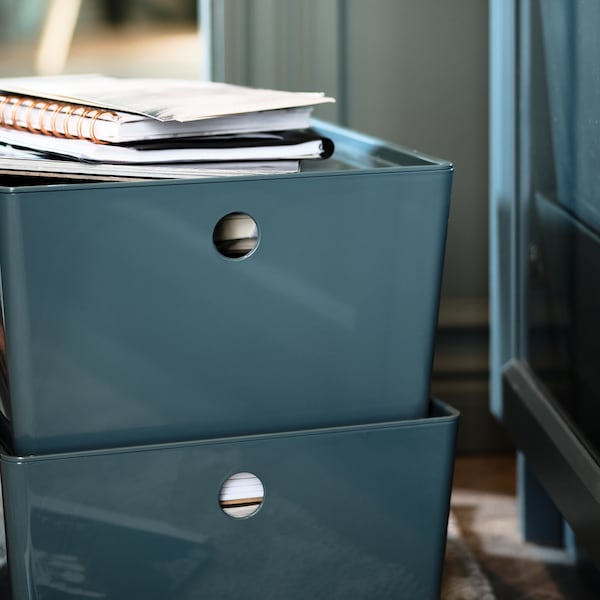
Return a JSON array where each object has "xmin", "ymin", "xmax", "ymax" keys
[{"xmin": 0, "ymin": 121, "xmax": 457, "ymax": 599}]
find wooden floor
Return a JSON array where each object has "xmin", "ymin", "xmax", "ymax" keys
[
  {"xmin": 453, "ymin": 453, "xmax": 517, "ymax": 495},
  {"xmin": 448, "ymin": 453, "xmax": 599, "ymax": 599}
]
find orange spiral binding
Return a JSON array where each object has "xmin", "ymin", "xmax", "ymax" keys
[
  {"xmin": 11, "ymin": 97, "xmax": 28, "ymax": 131},
  {"xmin": 50, "ymin": 103, "xmax": 67, "ymax": 138},
  {"xmin": 36, "ymin": 101, "xmax": 50, "ymax": 135},
  {"xmin": 25, "ymin": 100, "xmax": 38, "ymax": 134},
  {"xmin": 65, "ymin": 106, "xmax": 84, "ymax": 139},
  {"xmin": 77, "ymin": 107, "xmax": 94, "ymax": 139},
  {"xmin": 0, "ymin": 95, "xmax": 117, "ymax": 143}
]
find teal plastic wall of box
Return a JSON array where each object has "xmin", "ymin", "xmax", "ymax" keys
[
  {"xmin": 0, "ymin": 122, "xmax": 452, "ymax": 454},
  {"xmin": 0, "ymin": 398, "xmax": 458, "ymax": 600}
]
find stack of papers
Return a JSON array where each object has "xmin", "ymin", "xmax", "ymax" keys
[
  {"xmin": 0, "ymin": 145, "xmax": 301, "ymax": 182},
  {"xmin": 0, "ymin": 74, "xmax": 336, "ymax": 181}
]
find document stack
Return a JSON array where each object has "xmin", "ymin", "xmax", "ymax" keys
[{"xmin": 0, "ymin": 74, "xmax": 335, "ymax": 181}]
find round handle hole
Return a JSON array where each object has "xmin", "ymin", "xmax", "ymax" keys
[
  {"xmin": 213, "ymin": 212, "xmax": 259, "ymax": 259},
  {"xmin": 219, "ymin": 472, "xmax": 264, "ymax": 518}
]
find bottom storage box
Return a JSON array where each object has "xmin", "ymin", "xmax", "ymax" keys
[{"xmin": 0, "ymin": 399, "xmax": 458, "ymax": 600}]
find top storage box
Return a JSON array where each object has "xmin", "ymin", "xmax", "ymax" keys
[{"xmin": 0, "ymin": 121, "xmax": 452, "ymax": 455}]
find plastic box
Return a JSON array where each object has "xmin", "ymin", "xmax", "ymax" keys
[
  {"xmin": 0, "ymin": 399, "xmax": 458, "ymax": 600},
  {"xmin": 0, "ymin": 122, "xmax": 452, "ymax": 454}
]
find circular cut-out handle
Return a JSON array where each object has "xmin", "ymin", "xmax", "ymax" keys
[
  {"xmin": 219, "ymin": 472, "xmax": 264, "ymax": 518},
  {"xmin": 213, "ymin": 212, "xmax": 259, "ymax": 259}
]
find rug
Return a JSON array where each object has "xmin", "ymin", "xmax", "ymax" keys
[
  {"xmin": 441, "ymin": 511, "xmax": 496, "ymax": 599},
  {"xmin": 448, "ymin": 485, "xmax": 598, "ymax": 600}
]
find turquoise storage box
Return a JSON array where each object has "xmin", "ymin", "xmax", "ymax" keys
[
  {"xmin": 0, "ymin": 122, "xmax": 452, "ymax": 454},
  {"xmin": 0, "ymin": 399, "xmax": 458, "ymax": 600}
]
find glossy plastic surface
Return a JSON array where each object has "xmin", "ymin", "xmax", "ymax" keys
[
  {"xmin": 0, "ymin": 399, "xmax": 458, "ymax": 600},
  {"xmin": 0, "ymin": 122, "xmax": 452, "ymax": 454}
]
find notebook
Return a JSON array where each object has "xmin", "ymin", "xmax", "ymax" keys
[
  {"xmin": 0, "ymin": 128, "xmax": 333, "ymax": 164},
  {"xmin": 0, "ymin": 74, "xmax": 335, "ymax": 143}
]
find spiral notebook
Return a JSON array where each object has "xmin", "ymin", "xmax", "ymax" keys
[{"xmin": 0, "ymin": 75, "xmax": 335, "ymax": 143}]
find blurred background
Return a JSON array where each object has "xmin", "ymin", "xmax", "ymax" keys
[
  {"xmin": 0, "ymin": 0, "xmax": 503, "ymax": 453},
  {"xmin": 0, "ymin": 0, "xmax": 200, "ymax": 78}
]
